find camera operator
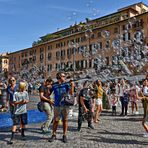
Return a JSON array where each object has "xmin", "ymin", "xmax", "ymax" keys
[{"xmin": 77, "ymin": 80, "xmax": 95, "ymax": 132}]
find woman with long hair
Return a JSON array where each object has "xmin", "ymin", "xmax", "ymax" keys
[{"xmin": 94, "ymin": 80, "xmax": 103, "ymax": 123}]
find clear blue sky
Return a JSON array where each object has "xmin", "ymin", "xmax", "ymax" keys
[{"xmin": 0, "ymin": 0, "xmax": 147, "ymax": 53}]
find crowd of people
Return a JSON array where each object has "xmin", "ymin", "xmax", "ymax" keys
[{"xmin": 0, "ymin": 72, "xmax": 148, "ymax": 144}]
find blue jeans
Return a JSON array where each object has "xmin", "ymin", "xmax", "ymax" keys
[{"xmin": 120, "ymin": 96, "xmax": 128, "ymax": 115}]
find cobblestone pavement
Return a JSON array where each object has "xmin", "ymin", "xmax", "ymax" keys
[{"xmin": 0, "ymin": 95, "xmax": 148, "ymax": 148}]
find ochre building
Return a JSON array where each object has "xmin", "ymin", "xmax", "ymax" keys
[{"xmin": 8, "ymin": 2, "xmax": 148, "ymax": 78}]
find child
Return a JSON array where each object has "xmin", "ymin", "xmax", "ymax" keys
[
  {"xmin": 129, "ymin": 83, "xmax": 139, "ymax": 115},
  {"xmin": 8, "ymin": 82, "xmax": 29, "ymax": 145},
  {"xmin": 111, "ymin": 90, "xmax": 118, "ymax": 116}
]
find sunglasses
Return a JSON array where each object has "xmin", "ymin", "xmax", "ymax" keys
[
  {"xmin": 11, "ymin": 79, "xmax": 15, "ymax": 82},
  {"xmin": 61, "ymin": 75, "xmax": 66, "ymax": 78}
]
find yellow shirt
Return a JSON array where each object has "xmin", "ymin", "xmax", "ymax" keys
[{"xmin": 97, "ymin": 85, "xmax": 103, "ymax": 98}]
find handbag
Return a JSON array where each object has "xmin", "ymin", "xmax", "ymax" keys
[
  {"xmin": 37, "ymin": 101, "xmax": 44, "ymax": 112},
  {"xmin": 61, "ymin": 94, "xmax": 75, "ymax": 106}
]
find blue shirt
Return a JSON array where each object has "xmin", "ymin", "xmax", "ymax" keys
[
  {"xmin": 51, "ymin": 82, "xmax": 71, "ymax": 107},
  {"xmin": 7, "ymin": 85, "xmax": 18, "ymax": 102}
]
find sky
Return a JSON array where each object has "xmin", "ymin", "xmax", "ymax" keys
[{"xmin": 0, "ymin": 0, "xmax": 148, "ymax": 53}]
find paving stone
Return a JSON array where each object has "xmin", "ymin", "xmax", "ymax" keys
[{"xmin": 0, "ymin": 95, "xmax": 148, "ymax": 147}]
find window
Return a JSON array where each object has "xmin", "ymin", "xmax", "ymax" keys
[
  {"xmin": 79, "ymin": 45, "xmax": 87, "ymax": 53},
  {"xmin": 48, "ymin": 52, "xmax": 52, "ymax": 61},
  {"xmin": 55, "ymin": 63, "xmax": 60, "ymax": 70},
  {"xmin": 114, "ymin": 27, "xmax": 119, "ymax": 33},
  {"xmin": 122, "ymin": 25, "xmax": 125, "ymax": 30},
  {"xmin": 105, "ymin": 57, "xmax": 109, "ymax": 65},
  {"xmin": 40, "ymin": 48, "xmax": 44, "ymax": 53},
  {"xmin": 79, "ymin": 60, "xmax": 87, "ymax": 69},
  {"xmin": 21, "ymin": 53, "xmax": 24, "ymax": 58},
  {"xmin": 61, "ymin": 62, "xmax": 65, "ymax": 69},
  {"xmin": 93, "ymin": 59, "xmax": 98, "ymax": 69},
  {"xmin": 60, "ymin": 42, "xmax": 62, "ymax": 47},
  {"xmin": 123, "ymin": 32, "xmax": 130, "ymax": 41},
  {"xmin": 91, "ymin": 34, "xmax": 95, "ymax": 39},
  {"xmin": 76, "ymin": 38, "xmax": 80, "ymax": 43},
  {"xmin": 31, "ymin": 49, "xmax": 36, "ymax": 55},
  {"xmin": 106, "ymin": 40, "xmax": 110, "ymax": 48},
  {"xmin": 34, "ymin": 49, "xmax": 36, "ymax": 54},
  {"xmin": 67, "ymin": 40, "xmax": 69, "ymax": 46},
  {"xmin": 133, "ymin": 19, "xmax": 143, "ymax": 28},
  {"xmin": 48, "ymin": 45, "xmax": 52, "ymax": 50},
  {"xmin": 63, "ymin": 42, "xmax": 66, "ymax": 46},
  {"xmin": 61, "ymin": 50, "xmax": 66, "ymax": 60},
  {"xmin": 89, "ymin": 59, "xmax": 92, "ymax": 68},
  {"xmin": 80, "ymin": 36, "xmax": 86, "ymax": 42},
  {"xmin": 29, "ymin": 50, "xmax": 32, "ymax": 55},
  {"xmin": 25, "ymin": 52, "xmax": 28, "ymax": 57},
  {"xmin": 98, "ymin": 32, "xmax": 101, "ymax": 38},
  {"xmin": 29, "ymin": 58, "xmax": 32, "ymax": 63},
  {"xmin": 98, "ymin": 42, "xmax": 102, "ymax": 49},
  {"xmin": 40, "ymin": 54, "xmax": 44, "ymax": 61},
  {"xmin": 61, "ymin": 50, "xmax": 65, "ymax": 57},
  {"xmin": 4, "ymin": 60, "xmax": 7, "ymax": 64},
  {"xmin": 56, "ymin": 51, "xmax": 60, "ymax": 60},
  {"xmin": 33, "ymin": 56, "xmax": 36, "ymax": 62},
  {"xmin": 67, "ymin": 48, "xmax": 72, "ymax": 59},
  {"xmin": 48, "ymin": 64, "xmax": 52, "ymax": 72},
  {"xmin": 84, "ymin": 60, "xmax": 87, "ymax": 68}
]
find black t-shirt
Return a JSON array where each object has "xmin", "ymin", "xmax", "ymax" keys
[
  {"xmin": 39, "ymin": 84, "xmax": 51, "ymax": 101},
  {"xmin": 78, "ymin": 88, "xmax": 92, "ymax": 107}
]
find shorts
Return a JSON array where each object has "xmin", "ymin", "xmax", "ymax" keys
[
  {"xmin": 131, "ymin": 100, "xmax": 137, "ymax": 104},
  {"xmin": 53, "ymin": 106, "xmax": 69, "ymax": 121},
  {"xmin": 12, "ymin": 113, "xmax": 28, "ymax": 125},
  {"xmin": 96, "ymin": 98, "xmax": 102, "ymax": 105}
]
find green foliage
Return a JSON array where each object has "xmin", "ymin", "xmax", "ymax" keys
[{"xmin": 32, "ymin": 33, "xmax": 62, "ymax": 46}]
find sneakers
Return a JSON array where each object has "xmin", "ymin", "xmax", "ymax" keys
[
  {"xmin": 48, "ymin": 135, "xmax": 56, "ymax": 142},
  {"xmin": 41, "ymin": 126, "xmax": 51, "ymax": 133},
  {"xmin": 48, "ymin": 135, "xmax": 68, "ymax": 143},
  {"xmin": 7, "ymin": 141, "xmax": 13, "ymax": 145},
  {"xmin": 7, "ymin": 132, "xmax": 15, "ymax": 145},
  {"xmin": 88, "ymin": 124, "xmax": 95, "ymax": 129},
  {"xmin": 62, "ymin": 135, "xmax": 67, "ymax": 143},
  {"xmin": 77, "ymin": 127, "xmax": 82, "ymax": 132},
  {"xmin": 135, "ymin": 111, "xmax": 139, "ymax": 115},
  {"xmin": 0, "ymin": 107, "xmax": 7, "ymax": 112},
  {"xmin": 143, "ymin": 132, "xmax": 148, "ymax": 138},
  {"xmin": 42, "ymin": 129, "xmax": 51, "ymax": 134}
]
